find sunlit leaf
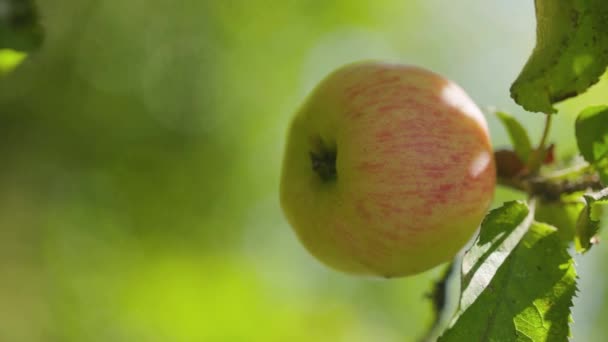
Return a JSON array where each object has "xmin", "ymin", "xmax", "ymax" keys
[
  {"xmin": 440, "ymin": 223, "xmax": 577, "ymax": 342},
  {"xmin": 456, "ymin": 201, "xmax": 533, "ymax": 314},
  {"xmin": 510, "ymin": 0, "xmax": 608, "ymax": 113}
]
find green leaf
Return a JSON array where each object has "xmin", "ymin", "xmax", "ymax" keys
[
  {"xmin": 575, "ymin": 105, "xmax": 608, "ymax": 164},
  {"xmin": 0, "ymin": 0, "xmax": 44, "ymax": 52},
  {"xmin": 456, "ymin": 201, "xmax": 533, "ymax": 315},
  {"xmin": 440, "ymin": 223, "xmax": 577, "ymax": 342},
  {"xmin": 496, "ymin": 111, "xmax": 533, "ymax": 162},
  {"xmin": 575, "ymin": 187, "xmax": 608, "ymax": 253},
  {"xmin": 510, "ymin": 0, "xmax": 608, "ymax": 113}
]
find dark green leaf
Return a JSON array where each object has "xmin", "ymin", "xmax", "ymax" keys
[
  {"xmin": 575, "ymin": 105, "xmax": 608, "ymax": 164},
  {"xmin": 575, "ymin": 187, "xmax": 608, "ymax": 253},
  {"xmin": 510, "ymin": 0, "xmax": 608, "ymax": 113},
  {"xmin": 496, "ymin": 111, "xmax": 533, "ymax": 162},
  {"xmin": 440, "ymin": 223, "xmax": 577, "ymax": 342},
  {"xmin": 0, "ymin": 0, "xmax": 44, "ymax": 52}
]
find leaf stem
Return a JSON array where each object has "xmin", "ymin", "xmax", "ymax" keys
[
  {"xmin": 527, "ymin": 113, "xmax": 553, "ymax": 172},
  {"xmin": 538, "ymin": 113, "xmax": 553, "ymax": 152}
]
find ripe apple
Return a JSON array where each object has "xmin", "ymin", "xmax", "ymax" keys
[{"xmin": 280, "ymin": 61, "xmax": 496, "ymax": 278}]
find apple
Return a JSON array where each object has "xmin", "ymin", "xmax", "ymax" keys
[{"xmin": 280, "ymin": 61, "xmax": 496, "ymax": 277}]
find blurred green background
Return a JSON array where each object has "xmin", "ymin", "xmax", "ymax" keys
[{"xmin": 1, "ymin": 1, "xmax": 607, "ymax": 341}]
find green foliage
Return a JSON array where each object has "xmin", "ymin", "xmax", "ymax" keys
[
  {"xmin": 0, "ymin": 0, "xmax": 43, "ymax": 51},
  {"xmin": 2, "ymin": 0, "xmax": 608, "ymax": 340},
  {"xmin": 441, "ymin": 221, "xmax": 577, "ymax": 342},
  {"xmin": 510, "ymin": 0, "xmax": 608, "ymax": 113},
  {"xmin": 575, "ymin": 188, "xmax": 608, "ymax": 253},
  {"xmin": 575, "ymin": 105, "xmax": 608, "ymax": 186},
  {"xmin": 575, "ymin": 105, "xmax": 608, "ymax": 164},
  {"xmin": 1, "ymin": 1, "xmax": 439, "ymax": 340},
  {"xmin": 496, "ymin": 111, "xmax": 533, "ymax": 162},
  {"xmin": 457, "ymin": 201, "xmax": 532, "ymax": 314}
]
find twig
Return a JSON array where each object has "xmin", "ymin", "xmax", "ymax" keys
[{"xmin": 498, "ymin": 172, "xmax": 604, "ymax": 201}]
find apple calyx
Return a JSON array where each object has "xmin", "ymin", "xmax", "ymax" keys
[{"xmin": 309, "ymin": 135, "xmax": 337, "ymax": 182}]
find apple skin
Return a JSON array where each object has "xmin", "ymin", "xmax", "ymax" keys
[{"xmin": 280, "ymin": 61, "xmax": 496, "ymax": 278}]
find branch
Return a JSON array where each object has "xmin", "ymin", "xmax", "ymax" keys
[{"xmin": 498, "ymin": 172, "xmax": 604, "ymax": 201}]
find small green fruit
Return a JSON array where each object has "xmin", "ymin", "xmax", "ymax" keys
[
  {"xmin": 280, "ymin": 61, "xmax": 496, "ymax": 278},
  {"xmin": 535, "ymin": 194, "xmax": 586, "ymax": 244}
]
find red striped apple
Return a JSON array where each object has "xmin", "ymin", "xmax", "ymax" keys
[{"xmin": 280, "ymin": 61, "xmax": 496, "ymax": 278}]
